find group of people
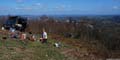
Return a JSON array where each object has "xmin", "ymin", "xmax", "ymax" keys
[{"xmin": 2, "ymin": 27, "xmax": 48, "ymax": 43}]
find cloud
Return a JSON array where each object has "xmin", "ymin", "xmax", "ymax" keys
[
  {"xmin": 15, "ymin": 7, "xmax": 33, "ymax": 11},
  {"xmin": 54, "ymin": 4, "xmax": 72, "ymax": 11},
  {"xmin": 35, "ymin": 3, "xmax": 41, "ymax": 6},
  {"xmin": 55, "ymin": 5, "xmax": 65, "ymax": 10},
  {"xmin": 55, "ymin": 5, "xmax": 67, "ymax": 11},
  {"xmin": 15, "ymin": 3, "xmax": 43, "ymax": 10},
  {"xmin": 113, "ymin": 6, "xmax": 120, "ymax": 10},
  {"xmin": 0, "ymin": 6, "xmax": 10, "ymax": 10},
  {"xmin": 33, "ymin": 3, "xmax": 47, "ymax": 8},
  {"xmin": 113, "ymin": 0, "xmax": 120, "ymax": 2},
  {"xmin": 16, "ymin": 0, "xmax": 24, "ymax": 3}
]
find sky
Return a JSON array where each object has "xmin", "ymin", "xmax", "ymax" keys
[{"xmin": 0, "ymin": 0, "xmax": 120, "ymax": 15}]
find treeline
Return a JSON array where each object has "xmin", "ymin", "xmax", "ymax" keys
[{"xmin": 0, "ymin": 16, "xmax": 7, "ymax": 27}]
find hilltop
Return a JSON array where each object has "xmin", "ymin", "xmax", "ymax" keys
[
  {"xmin": 0, "ymin": 30, "xmax": 109, "ymax": 60},
  {"xmin": 0, "ymin": 15, "xmax": 120, "ymax": 60}
]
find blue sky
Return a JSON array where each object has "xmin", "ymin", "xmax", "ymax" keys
[{"xmin": 0, "ymin": 0, "xmax": 120, "ymax": 15}]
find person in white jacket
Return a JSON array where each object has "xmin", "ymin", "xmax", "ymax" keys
[{"xmin": 41, "ymin": 29, "xmax": 47, "ymax": 43}]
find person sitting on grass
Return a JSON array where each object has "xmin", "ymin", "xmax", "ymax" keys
[
  {"xmin": 20, "ymin": 32, "xmax": 27, "ymax": 40},
  {"xmin": 40, "ymin": 28, "xmax": 48, "ymax": 43},
  {"xmin": 30, "ymin": 34, "xmax": 36, "ymax": 41}
]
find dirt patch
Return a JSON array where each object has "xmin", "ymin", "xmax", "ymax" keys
[
  {"xmin": 61, "ymin": 48, "xmax": 88, "ymax": 60},
  {"xmin": 61, "ymin": 47, "xmax": 107, "ymax": 60}
]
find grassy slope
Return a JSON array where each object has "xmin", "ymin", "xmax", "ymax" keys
[
  {"xmin": 0, "ymin": 33, "xmax": 109, "ymax": 60},
  {"xmin": 0, "ymin": 38, "xmax": 68, "ymax": 60}
]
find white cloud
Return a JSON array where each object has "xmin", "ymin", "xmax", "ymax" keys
[
  {"xmin": 0, "ymin": 6, "xmax": 10, "ymax": 10},
  {"xmin": 34, "ymin": 3, "xmax": 47, "ymax": 8},
  {"xmin": 55, "ymin": 5, "xmax": 65, "ymax": 10},
  {"xmin": 55, "ymin": 4, "xmax": 72, "ymax": 11},
  {"xmin": 113, "ymin": 6, "xmax": 119, "ymax": 9},
  {"xmin": 16, "ymin": 0, "xmax": 24, "ymax": 3},
  {"xmin": 15, "ymin": 7, "xmax": 32, "ymax": 10},
  {"xmin": 113, "ymin": 0, "xmax": 120, "ymax": 2},
  {"xmin": 35, "ymin": 3, "xmax": 41, "ymax": 6}
]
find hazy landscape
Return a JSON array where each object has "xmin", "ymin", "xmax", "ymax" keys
[
  {"xmin": 0, "ymin": 15, "xmax": 120, "ymax": 60},
  {"xmin": 0, "ymin": 0, "xmax": 120, "ymax": 60}
]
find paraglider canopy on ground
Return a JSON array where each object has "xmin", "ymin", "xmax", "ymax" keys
[{"xmin": 2, "ymin": 16, "xmax": 27, "ymax": 32}]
